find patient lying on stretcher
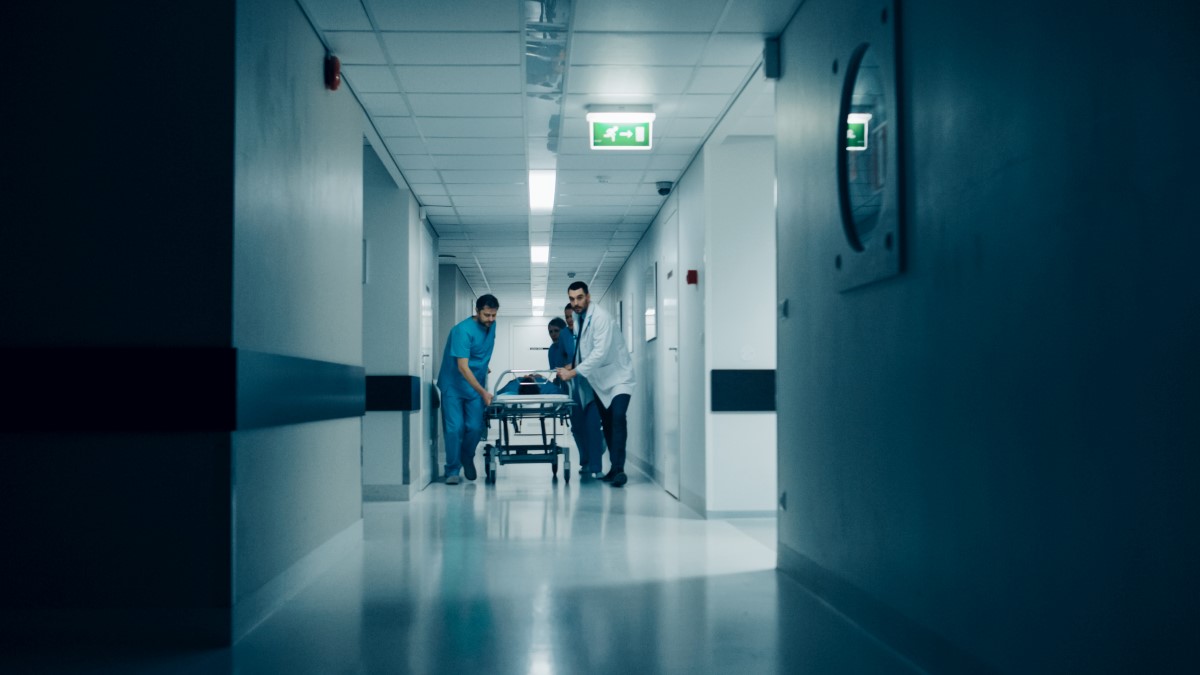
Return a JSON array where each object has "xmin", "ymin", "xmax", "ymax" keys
[{"xmin": 496, "ymin": 374, "xmax": 567, "ymax": 397}]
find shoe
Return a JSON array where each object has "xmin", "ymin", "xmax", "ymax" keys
[
  {"xmin": 610, "ymin": 472, "xmax": 627, "ymax": 487},
  {"xmin": 600, "ymin": 469, "xmax": 617, "ymax": 482},
  {"xmin": 446, "ymin": 475, "xmax": 462, "ymax": 485},
  {"xmin": 579, "ymin": 471, "xmax": 599, "ymax": 483},
  {"xmin": 463, "ymin": 457, "xmax": 477, "ymax": 481}
]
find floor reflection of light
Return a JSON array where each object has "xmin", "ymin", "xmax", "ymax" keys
[
  {"xmin": 529, "ymin": 651, "xmax": 553, "ymax": 675},
  {"xmin": 528, "ymin": 582, "xmax": 554, "ymax": 675}
]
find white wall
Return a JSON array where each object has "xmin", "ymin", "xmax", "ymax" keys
[
  {"xmin": 603, "ymin": 89, "xmax": 777, "ymax": 517},
  {"xmin": 362, "ymin": 139, "xmax": 417, "ymax": 500},
  {"xmin": 703, "ymin": 135, "xmax": 777, "ymax": 514}
]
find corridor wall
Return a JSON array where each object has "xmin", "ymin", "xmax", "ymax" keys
[
  {"xmin": 362, "ymin": 144, "xmax": 423, "ymax": 501},
  {"xmin": 774, "ymin": 0, "xmax": 1200, "ymax": 672},
  {"xmin": 230, "ymin": 0, "xmax": 363, "ymax": 640}
]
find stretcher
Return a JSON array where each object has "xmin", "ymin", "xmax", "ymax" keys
[{"xmin": 483, "ymin": 369, "xmax": 575, "ymax": 485}]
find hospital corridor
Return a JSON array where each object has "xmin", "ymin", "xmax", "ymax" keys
[{"xmin": 2, "ymin": 0, "xmax": 1197, "ymax": 674}]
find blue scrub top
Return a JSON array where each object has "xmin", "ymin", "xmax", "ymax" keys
[
  {"xmin": 438, "ymin": 316, "xmax": 495, "ymax": 399},
  {"xmin": 548, "ymin": 328, "xmax": 575, "ymax": 369}
]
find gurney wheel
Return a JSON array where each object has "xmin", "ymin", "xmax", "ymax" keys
[{"xmin": 484, "ymin": 445, "xmax": 495, "ymax": 484}]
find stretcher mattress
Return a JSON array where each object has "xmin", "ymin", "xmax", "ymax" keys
[{"xmin": 492, "ymin": 394, "xmax": 572, "ymax": 405}]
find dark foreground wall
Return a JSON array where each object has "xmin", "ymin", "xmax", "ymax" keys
[
  {"xmin": 1, "ymin": 0, "xmax": 364, "ymax": 646},
  {"xmin": 775, "ymin": 0, "xmax": 1199, "ymax": 672}
]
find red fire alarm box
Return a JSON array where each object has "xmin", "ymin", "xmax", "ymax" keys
[{"xmin": 686, "ymin": 270, "xmax": 698, "ymax": 285}]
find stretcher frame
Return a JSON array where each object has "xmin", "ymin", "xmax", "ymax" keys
[{"xmin": 483, "ymin": 369, "xmax": 575, "ymax": 485}]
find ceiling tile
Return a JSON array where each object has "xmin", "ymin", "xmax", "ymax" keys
[
  {"xmin": 557, "ymin": 195, "xmax": 634, "ymax": 207},
  {"xmin": 460, "ymin": 216, "xmax": 527, "ymax": 225},
  {"xmin": 555, "ymin": 206, "xmax": 630, "ymax": 217},
  {"xmin": 574, "ymin": 0, "xmax": 727, "ymax": 32},
  {"xmin": 688, "ymin": 67, "xmax": 750, "ymax": 95},
  {"xmin": 557, "ymin": 153, "xmax": 651, "ymax": 171},
  {"xmin": 366, "ymin": 0, "xmax": 522, "ymax": 31},
  {"xmin": 397, "ymin": 66, "xmax": 522, "ymax": 94},
  {"xmin": 553, "ymin": 215, "xmax": 622, "ymax": 225},
  {"xmin": 301, "ymin": 0, "xmax": 371, "ymax": 30},
  {"xmin": 381, "ymin": 32, "xmax": 521, "ymax": 65},
  {"xmin": 402, "ymin": 170, "xmax": 441, "ymax": 183},
  {"xmin": 386, "ymin": 138, "xmax": 428, "ymax": 154},
  {"xmin": 410, "ymin": 183, "xmax": 447, "ymax": 196},
  {"xmin": 568, "ymin": 66, "xmax": 693, "ymax": 95},
  {"xmin": 358, "ymin": 93, "xmax": 410, "ymax": 116},
  {"xmin": 676, "ymin": 95, "xmax": 732, "ymax": 117},
  {"xmin": 439, "ymin": 170, "xmax": 526, "ymax": 184},
  {"xmin": 394, "ymin": 154, "xmax": 435, "ymax": 170},
  {"xmin": 557, "ymin": 170, "xmax": 646, "ymax": 183},
  {"xmin": 702, "ymin": 34, "xmax": 766, "ymax": 66},
  {"xmin": 653, "ymin": 137, "xmax": 703, "ymax": 154},
  {"xmin": 570, "ymin": 33, "xmax": 708, "ymax": 66},
  {"xmin": 424, "ymin": 206, "xmax": 458, "ymax": 215},
  {"xmin": 557, "ymin": 183, "xmax": 640, "ymax": 196},
  {"xmin": 324, "ymin": 31, "xmax": 387, "ymax": 64},
  {"xmin": 433, "ymin": 155, "xmax": 526, "ymax": 170},
  {"xmin": 343, "ymin": 65, "xmax": 399, "ymax": 93},
  {"xmin": 447, "ymin": 184, "xmax": 525, "ymax": 197},
  {"xmin": 374, "ymin": 116, "xmax": 419, "ymax": 136},
  {"xmin": 419, "ymin": 195, "xmax": 453, "ymax": 207},
  {"xmin": 453, "ymin": 195, "xmax": 526, "ymax": 208},
  {"xmin": 418, "ymin": 117, "xmax": 524, "ymax": 138},
  {"xmin": 406, "ymin": 94, "xmax": 524, "ymax": 117},
  {"xmin": 666, "ymin": 117, "xmax": 718, "ymax": 137},
  {"xmin": 648, "ymin": 154, "xmax": 692, "ymax": 170},
  {"xmin": 426, "ymin": 138, "xmax": 526, "ymax": 155},
  {"xmin": 719, "ymin": 0, "xmax": 805, "ymax": 34}
]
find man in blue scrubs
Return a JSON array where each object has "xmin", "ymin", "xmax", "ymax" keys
[{"xmin": 438, "ymin": 294, "xmax": 499, "ymax": 484}]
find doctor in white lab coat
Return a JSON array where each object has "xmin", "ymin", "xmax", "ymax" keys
[{"xmin": 556, "ymin": 281, "xmax": 635, "ymax": 487}]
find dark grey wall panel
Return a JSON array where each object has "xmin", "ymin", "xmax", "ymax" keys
[
  {"xmin": 0, "ymin": 1, "xmax": 234, "ymax": 348},
  {"xmin": 711, "ymin": 370, "xmax": 775, "ymax": 412},
  {"xmin": 366, "ymin": 375, "xmax": 421, "ymax": 411},
  {"xmin": 236, "ymin": 350, "xmax": 365, "ymax": 429},
  {"xmin": 2, "ymin": 347, "xmax": 236, "ymax": 432},
  {"xmin": 775, "ymin": 0, "xmax": 1200, "ymax": 672}
]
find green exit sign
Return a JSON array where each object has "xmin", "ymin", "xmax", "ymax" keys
[
  {"xmin": 846, "ymin": 122, "xmax": 867, "ymax": 150},
  {"xmin": 846, "ymin": 113, "xmax": 871, "ymax": 151},
  {"xmin": 590, "ymin": 121, "xmax": 653, "ymax": 150}
]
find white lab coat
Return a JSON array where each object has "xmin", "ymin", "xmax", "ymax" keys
[{"xmin": 574, "ymin": 302, "xmax": 635, "ymax": 406}]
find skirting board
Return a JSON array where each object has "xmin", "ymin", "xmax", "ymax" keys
[
  {"xmin": 363, "ymin": 483, "xmax": 410, "ymax": 501},
  {"xmin": 233, "ymin": 519, "xmax": 363, "ymax": 643},
  {"xmin": 777, "ymin": 543, "xmax": 993, "ymax": 675},
  {"xmin": 706, "ymin": 509, "xmax": 777, "ymax": 519}
]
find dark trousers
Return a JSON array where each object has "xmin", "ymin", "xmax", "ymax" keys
[{"xmin": 596, "ymin": 393, "xmax": 630, "ymax": 473}]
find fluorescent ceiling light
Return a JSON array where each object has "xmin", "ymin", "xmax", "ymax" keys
[
  {"xmin": 586, "ymin": 111, "xmax": 656, "ymax": 124},
  {"xmin": 531, "ymin": 245, "xmax": 549, "ymax": 264},
  {"xmin": 529, "ymin": 170, "xmax": 556, "ymax": 213},
  {"xmin": 532, "ymin": 298, "xmax": 545, "ymax": 307}
]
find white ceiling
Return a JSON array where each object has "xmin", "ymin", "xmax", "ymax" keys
[{"xmin": 300, "ymin": 0, "xmax": 794, "ymax": 313}]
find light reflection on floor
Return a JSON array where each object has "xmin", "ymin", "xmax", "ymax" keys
[{"xmin": 3, "ymin": 465, "xmax": 917, "ymax": 674}]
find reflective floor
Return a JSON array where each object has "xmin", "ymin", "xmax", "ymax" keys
[{"xmin": 7, "ymin": 465, "xmax": 918, "ymax": 674}]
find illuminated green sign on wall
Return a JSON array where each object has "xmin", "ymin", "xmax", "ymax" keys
[
  {"xmin": 846, "ymin": 113, "xmax": 872, "ymax": 151},
  {"xmin": 590, "ymin": 121, "xmax": 652, "ymax": 149}
]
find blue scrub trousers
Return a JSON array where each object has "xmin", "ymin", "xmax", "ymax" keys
[
  {"xmin": 442, "ymin": 391, "xmax": 485, "ymax": 476},
  {"xmin": 571, "ymin": 401, "xmax": 605, "ymax": 474}
]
